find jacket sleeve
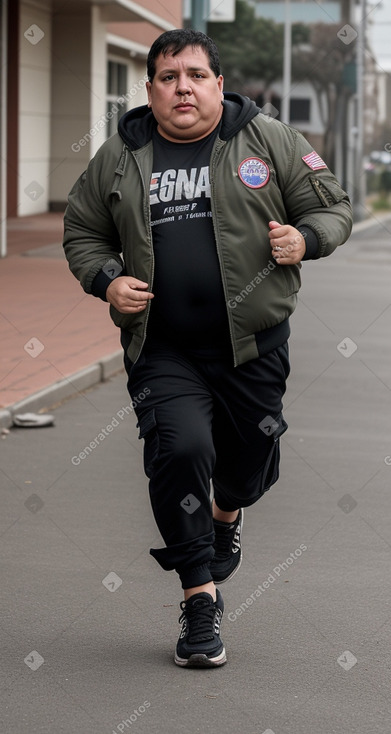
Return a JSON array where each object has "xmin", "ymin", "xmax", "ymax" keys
[
  {"xmin": 279, "ymin": 127, "xmax": 353, "ymax": 259},
  {"xmin": 63, "ymin": 144, "xmax": 124, "ymax": 295}
]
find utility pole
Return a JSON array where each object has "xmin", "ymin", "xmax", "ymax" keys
[{"xmin": 191, "ymin": 0, "xmax": 209, "ymax": 33}]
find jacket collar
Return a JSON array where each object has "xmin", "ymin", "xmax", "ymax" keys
[{"xmin": 117, "ymin": 92, "xmax": 259, "ymax": 150}]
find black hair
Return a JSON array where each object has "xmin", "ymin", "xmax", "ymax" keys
[{"xmin": 147, "ymin": 28, "xmax": 221, "ymax": 82}]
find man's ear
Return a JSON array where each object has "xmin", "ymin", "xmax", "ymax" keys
[
  {"xmin": 218, "ymin": 74, "xmax": 224, "ymax": 101},
  {"xmin": 146, "ymin": 80, "xmax": 152, "ymax": 108}
]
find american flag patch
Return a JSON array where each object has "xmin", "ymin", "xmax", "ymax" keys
[{"xmin": 302, "ymin": 152, "xmax": 327, "ymax": 170}]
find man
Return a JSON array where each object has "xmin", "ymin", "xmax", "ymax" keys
[{"xmin": 63, "ymin": 28, "xmax": 352, "ymax": 668}]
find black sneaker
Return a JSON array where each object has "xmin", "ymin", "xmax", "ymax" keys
[
  {"xmin": 210, "ymin": 509, "xmax": 243, "ymax": 584},
  {"xmin": 174, "ymin": 589, "xmax": 226, "ymax": 668}
]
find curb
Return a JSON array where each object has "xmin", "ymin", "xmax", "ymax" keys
[
  {"xmin": 351, "ymin": 211, "xmax": 391, "ymax": 233},
  {"xmin": 0, "ymin": 351, "xmax": 124, "ymax": 430}
]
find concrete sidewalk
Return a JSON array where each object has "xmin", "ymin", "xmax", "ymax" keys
[
  {"xmin": 0, "ymin": 213, "xmax": 122, "ymax": 426},
  {"xmin": 1, "ymin": 211, "xmax": 391, "ymax": 733}
]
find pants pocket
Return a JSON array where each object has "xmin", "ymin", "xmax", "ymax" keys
[
  {"xmin": 260, "ymin": 413, "xmax": 288, "ymax": 492},
  {"xmin": 137, "ymin": 409, "xmax": 159, "ymax": 479}
]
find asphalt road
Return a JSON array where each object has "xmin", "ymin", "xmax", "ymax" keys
[{"xmin": 1, "ymin": 215, "xmax": 391, "ymax": 733}]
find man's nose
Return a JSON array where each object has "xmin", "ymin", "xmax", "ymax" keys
[{"xmin": 176, "ymin": 75, "xmax": 192, "ymax": 95}]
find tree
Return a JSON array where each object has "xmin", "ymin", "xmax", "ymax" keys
[
  {"xmin": 207, "ymin": 0, "xmax": 308, "ymax": 92},
  {"xmin": 292, "ymin": 23, "xmax": 357, "ymax": 170},
  {"xmin": 208, "ymin": 2, "xmax": 353, "ymax": 171}
]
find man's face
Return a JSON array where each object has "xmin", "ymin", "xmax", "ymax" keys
[{"xmin": 146, "ymin": 46, "xmax": 224, "ymax": 143}]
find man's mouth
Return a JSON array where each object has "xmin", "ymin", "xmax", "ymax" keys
[{"xmin": 174, "ymin": 103, "xmax": 194, "ymax": 110}]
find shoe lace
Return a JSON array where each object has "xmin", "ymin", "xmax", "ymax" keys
[{"xmin": 179, "ymin": 598, "xmax": 216, "ymax": 643}]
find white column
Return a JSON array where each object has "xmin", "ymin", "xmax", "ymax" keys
[
  {"xmin": 90, "ymin": 5, "xmax": 107, "ymax": 158},
  {"xmin": 18, "ymin": 0, "xmax": 52, "ymax": 216}
]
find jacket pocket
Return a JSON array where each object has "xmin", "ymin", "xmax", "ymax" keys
[
  {"xmin": 309, "ymin": 175, "xmax": 347, "ymax": 207},
  {"xmin": 137, "ymin": 409, "xmax": 159, "ymax": 478},
  {"xmin": 279, "ymin": 263, "xmax": 301, "ymax": 297}
]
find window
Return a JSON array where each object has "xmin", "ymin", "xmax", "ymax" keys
[
  {"xmin": 290, "ymin": 98, "xmax": 311, "ymax": 123},
  {"xmin": 254, "ymin": 94, "xmax": 311, "ymax": 124},
  {"xmin": 106, "ymin": 60, "xmax": 128, "ymax": 138}
]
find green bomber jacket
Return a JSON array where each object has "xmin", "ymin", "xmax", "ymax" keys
[{"xmin": 63, "ymin": 92, "xmax": 353, "ymax": 367}]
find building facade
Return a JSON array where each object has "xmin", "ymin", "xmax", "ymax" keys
[{"xmin": 1, "ymin": 0, "xmax": 182, "ymax": 255}]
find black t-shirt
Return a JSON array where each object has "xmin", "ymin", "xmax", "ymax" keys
[{"xmin": 147, "ymin": 127, "xmax": 231, "ymax": 357}]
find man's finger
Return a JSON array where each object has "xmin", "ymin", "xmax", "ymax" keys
[
  {"xmin": 268, "ymin": 220, "xmax": 282, "ymax": 230},
  {"xmin": 127, "ymin": 288, "xmax": 153, "ymax": 301},
  {"xmin": 127, "ymin": 278, "xmax": 150, "ymax": 290}
]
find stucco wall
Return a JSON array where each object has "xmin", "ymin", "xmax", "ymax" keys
[{"xmin": 19, "ymin": 0, "xmax": 52, "ymax": 216}]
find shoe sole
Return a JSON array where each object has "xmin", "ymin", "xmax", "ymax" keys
[
  {"xmin": 212, "ymin": 509, "xmax": 244, "ymax": 586},
  {"xmin": 174, "ymin": 648, "xmax": 227, "ymax": 668},
  {"xmin": 214, "ymin": 553, "xmax": 242, "ymax": 586}
]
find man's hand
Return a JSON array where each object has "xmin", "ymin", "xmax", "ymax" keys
[
  {"xmin": 268, "ymin": 220, "xmax": 306, "ymax": 265},
  {"xmin": 106, "ymin": 276, "xmax": 154, "ymax": 313}
]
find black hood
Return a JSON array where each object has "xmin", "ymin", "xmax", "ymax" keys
[{"xmin": 118, "ymin": 92, "xmax": 259, "ymax": 150}]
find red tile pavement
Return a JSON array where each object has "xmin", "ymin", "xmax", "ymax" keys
[
  {"xmin": 0, "ymin": 214, "xmax": 121, "ymax": 408},
  {"xmin": 6, "ymin": 212, "xmax": 66, "ymax": 254}
]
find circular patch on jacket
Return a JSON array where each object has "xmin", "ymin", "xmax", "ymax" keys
[{"xmin": 238, "ymin": 157, "xmax": 270, "ymax": 189}]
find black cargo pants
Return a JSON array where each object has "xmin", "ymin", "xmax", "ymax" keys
[{"xmin": 122, "ymin": 335, "xmax": 289, "ymax": 589}]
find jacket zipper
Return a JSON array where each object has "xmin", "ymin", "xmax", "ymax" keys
[
  {"xmin": 130, "ymin": 146, "xmax": 155, "ymax": 365},
  {"xmin": 209, "ymin": 138, "xmax": 238, "ymax": 367},
  {"xmin": 311, "ymin": 177, "xmax": 332, "ymax": 207}
]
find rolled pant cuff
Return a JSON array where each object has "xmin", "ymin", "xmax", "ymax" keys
[
  {"xmin": 213, "ymin": 494, "xmax": 240, "ymax": 512},
  {"xmin": 179, "ymin": 562, "xmax": 214, "ymax": 590}
]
